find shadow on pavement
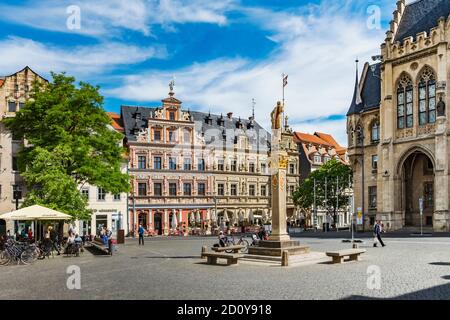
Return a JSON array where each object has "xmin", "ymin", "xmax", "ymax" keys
[
  {"xmin": 430, "ymin": 262, "xmax": 450, "ymax": 266},
  {"xmin": 344, "ymin": 282, "xmax": 450, "ymax": 300}
]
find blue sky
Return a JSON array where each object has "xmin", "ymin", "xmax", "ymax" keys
[{"xmin": 0, "ymin": 0, "xmax": 399, "ymax": 145}]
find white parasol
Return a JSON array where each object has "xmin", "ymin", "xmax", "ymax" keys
[
  {"xmin": 248, "ymin": 209, "xmax": 254, "ymax": 224},
  {"xmin": 171, "ymin": 210, "xmax": 178, "ymax": 229}
]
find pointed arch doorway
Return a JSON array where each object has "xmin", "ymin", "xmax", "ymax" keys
[{"xmin": 400, "ymin": 150, "xmax": 435, "ymax": 228}]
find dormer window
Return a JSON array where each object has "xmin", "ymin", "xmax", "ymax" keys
[
  {"xmin": 169, "ymin": 111, "xmax": 176, "ymax": 121},
  {"xmin": 313, "ymin": 154, "xmax": 322, "ymax": 164},
  {"xmin": 134, "ymin": 112, "xmax": 142, "ymax": 120},
  {"xmin": 218, "ymin": 114, "xmax": 225, "ymax": 126},
  {"xmin": 236, "ymin": 118, "xmax": 243, "ymax": 129},
  {"xmin": 205, "ymin": 113, "xmax": 213, "ymax": 125}
]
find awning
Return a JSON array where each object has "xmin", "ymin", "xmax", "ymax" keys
[{"xmin": 0, "ymin": 205, "xmax": 72, "ymax": 221}]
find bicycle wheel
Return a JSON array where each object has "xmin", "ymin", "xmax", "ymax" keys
[
  {"xmin": 21, "ymin": 249, "xmax": 38, "ymax": 265},
  {"xmin": 240, "ymin": 240, "xmax": 249, "ymax": 253},
  {"xmin": 0, "ymin": 250, "xmax": 11, "ymax": 266},
  {"xmin": 225, "ymin": 238, "xmax": 234, "ymax": 253}
]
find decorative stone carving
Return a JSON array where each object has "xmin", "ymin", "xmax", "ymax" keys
[
  {"xmin": 417, "ymin": 124, "xmax": 436, "ymax": 136},
  {"xmin": 154, "ymin": 108, "xmax": 163, "ymax": 119}
]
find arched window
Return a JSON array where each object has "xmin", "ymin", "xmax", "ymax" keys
[
  {"xmin": 371, "ymin": 121, "xmax": 380, "ymax": 143},
  {"xmin": 397, "ymin": 73, "xmax": 413, "ymax": 129},
  {"xmin": 418, "ymin": 67, "xmax": 436, "ymax": 125}
]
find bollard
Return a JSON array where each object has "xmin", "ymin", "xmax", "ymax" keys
[
  {"xmin": 352, "ymin": 243, "xmax": 358, "ymax": 249},
  {"xmin": 281, "ymin": 250, "xmax": 289, "ymax": 267},
  {"xmin": 201, "ymin": 246, "xmax": 207, "ymax": 259}
]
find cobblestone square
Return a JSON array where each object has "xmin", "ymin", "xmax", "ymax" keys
[{"xmin": 1, "ymin": 233, "xmax": 450, "ymax": 300}]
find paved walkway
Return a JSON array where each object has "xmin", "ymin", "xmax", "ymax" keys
[{"xmin": 1, "ymin": 234, "xmax": 450, "ymax": 299}]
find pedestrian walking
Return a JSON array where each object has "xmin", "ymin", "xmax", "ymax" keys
[
  {"xmin": 138, "ymin": 224, "xmax": 145, "ymax": 246},
  {"xmin": 373, "ymin": 220, "xmax": 385, "ymax": 247},
  {"xmin": 48, "ymin": 226, "xmax": 61, "ymax": 255}
]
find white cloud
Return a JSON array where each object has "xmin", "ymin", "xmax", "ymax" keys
[
  {"xmin": 0, "ymin": 0, "xmax": 236, "ymax": 37},
  {"xmin": 107, "ymin": 0, "xmax": 394, "ymax": 143},
  {"xmin": 0, "ymin": 37, "xmax": 166, "ymax": 76}
]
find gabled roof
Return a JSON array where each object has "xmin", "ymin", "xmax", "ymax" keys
[
  {"xmin": 294, "ymin": 132, "xmax": 331, "ymax": 146},
  {"xmin": 315, "ymin": 132, "xmax": 340, "ymax": 148},
  {"xmin": 107, "ymin": 112, "xmax": 124, "ymax": 132},
  {"xmin": 2, "ymin": 66, "xmax": 48, "ymax": 82},
  {"xmin": 347, "ymin": 62, "xmax": 381, "ymax": 116},
  {"xmin": 395, "ymin": 0, "xmax": 450, "ymax": 42}
]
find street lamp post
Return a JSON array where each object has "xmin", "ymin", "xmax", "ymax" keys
[{"xmin": 356, "ymin": 125, "xmax": 365, "ymax": 233}]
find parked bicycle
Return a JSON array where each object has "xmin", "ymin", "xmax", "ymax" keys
[
  {"xmin": 224, "ymin": 235, "xmax": 250, "ymax": 253},
  {"xmin": 0, "ymin": 239, "xmax": 39, "ymax": 265}
]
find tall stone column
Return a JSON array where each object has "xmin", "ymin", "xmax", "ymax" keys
[
  {"xmin": 269, "ymin": 127, "xmax": 290, "ymax": 241},
  {"xmin": 248, "ymin": 101, "xmax": 309, "ymax": 257}
]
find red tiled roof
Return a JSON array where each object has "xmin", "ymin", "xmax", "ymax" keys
[
  {"xmin": 0, "ymin": 79, "xmax": 4, "ymax": 87},
  {"xmin": 294, "ymin": 132, "xmax": 331, "ymax": 146},
  {"xmin": 107, "ymin": 112, "xmax": 124, "ymax": 132},
  {"xmin": 314, "ymin": 132, "xmax": 340, "ymax": 148}
]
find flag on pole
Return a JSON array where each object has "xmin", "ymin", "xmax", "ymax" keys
[{"xmin": 283, "ymin": 74, "xmax": 288, "ymax": 87}]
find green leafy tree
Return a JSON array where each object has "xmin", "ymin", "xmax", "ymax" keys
[
  {"xmin": 5, "ymin": 73, "xmax": 129, "ymax": 219},
  {"xmin": 293, "ymin": 159, "xmax": 352, "ymax": 227}
]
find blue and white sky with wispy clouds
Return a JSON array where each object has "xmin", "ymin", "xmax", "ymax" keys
[{"xmin": 0, "ymin": 0, "xmax": 400, "ymax": 145}]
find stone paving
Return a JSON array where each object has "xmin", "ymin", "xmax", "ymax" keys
[{"xmin": 1, "ymin": 233, "xmax": 450, "ymax": 300}]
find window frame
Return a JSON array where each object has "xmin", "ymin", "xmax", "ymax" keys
[
  {"xmin": 183, "ymin": 183, "xmax": 192, "ymax": 196},
  {"xmin": 397, "ymin": 74, "xmax": 413, "ymax": 129},
  {"xmin": 217, "ymin": 183, "xmax": 225, "ymax": 196},
  {"xmin": 230, "ymin": 184, "xmax": 237, "ymax": 196},
  {"xmin": 371, "ymin": 155, "xmax": 378, "ymax": 171},
  {"xmin": 169, "ymin": 183, "xmax": 177, "ymax": 196},
  {"xmin": 154, "ymin": 130, "xmax": 162, "ymax": 141},
  {"xmin": 183, "ymin": 158, "xmax": 192, "ymax": 171},
  {"xmin": 137, "ymin": 156, "xmax": 147, "ymax": 169},
  {"xmin": 368, "ymin": 186, "xmax": 377, "ymax": 209},
  {"xmin": 138, "ymin": 183, "xmax": 147, "ymax": 196},
  {"xmin": 153, "ymin": 156, "xmax": 162, "ymax": 170},
  {"xmin": 153, "ymin": 182, "xmax": 162, "ymax": 196},
  {"xmin": 97, "ymin": 187, "xmax": 106, "ymax": 201},
  {"xmin": 249, "ymin": 185, "xmax": 256, "ymax": 196},
  {"xmin": 197, "ymin": 182, "xmax": 206, "ymax": 196}
]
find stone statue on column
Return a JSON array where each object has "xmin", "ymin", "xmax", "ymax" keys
[
  {"xmin": 248, "ymin": 101, "xmax": 309, "ymax": 258},
  {"xmin": 437, "ymin": 96, "xmax": 446, "ymax": 117}
]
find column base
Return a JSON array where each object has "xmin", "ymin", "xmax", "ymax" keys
[{"xmin": 248, "ymin": 240, "xmax": 310, "ymax": 257}]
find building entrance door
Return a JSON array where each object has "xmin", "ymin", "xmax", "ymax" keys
[
  {"xmin": 402, "ymin": 151, "xmax": 434, "ymax": 228},
  {"xmin": 154, "ymin": 212, "xmax": 162, "ymax": 235}
]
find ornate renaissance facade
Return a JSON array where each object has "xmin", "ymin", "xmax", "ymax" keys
[
  {"xmin": 121, "ymin": 87, "xmax": 300, "ymax": 235},
  {"xmin": 347, "ymin": 0, "xmax": 450, "ymax": 231}
]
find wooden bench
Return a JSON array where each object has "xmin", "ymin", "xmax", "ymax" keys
[
  {"xmin": 211, "ymin": 245, "xmax": 245, "ymax": 254},
  {"xmin": 326, "ymin": 249, "xmax": 366, "ymax": 264},
  {"xmin": 88, "ymin": 238, "xmax": 112, "ymax": 256}
]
